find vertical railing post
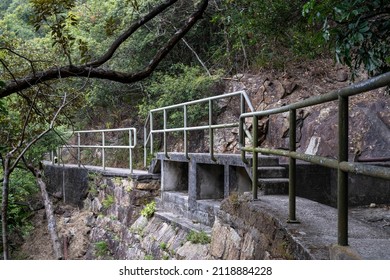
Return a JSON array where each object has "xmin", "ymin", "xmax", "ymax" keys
[
  {"xmin": 57, "ymin": 146, "xmax": 61, "ymax": 166},
  {"xmin": 338, "ymin": 95, "xmax": 349, "ymax": 246},
  {"xmin": 102, "ymin": 132, "xmax": 105, "ymax": 170},
  {"xmin": 240, "ymin": 94, "xmax": 247, "ymax": 163},
  {"xmin": 209, "ymin": 100, "xmax": 216, "ymax": 161},
  {"xmin": 184, "ymin": 105, "xmax": 189, "ymax": 160},
  {"xmin": 163, "ymin": 109, "xmax": 169, "ymax": 159},
  {"xmin": 150, "ymin": 112, "xmax": 154, "ymax": 156},
  {"xmin": 129, "ymin": 129, "xmax": 133, "ymax": 174},
  {"xmin": 144, "ymin": 125, "xmax": 147, "ymax": 167},
  {"xmin": 77, "ymin": 132, "xmax": 81, "ymax": 167},
  {"xmin": 252, "ymin": 115, "xmax": 258, "ymax": 200},
  {"xmin": 288, "ymin": 109, "xmax": 299, "ymax": 223}
]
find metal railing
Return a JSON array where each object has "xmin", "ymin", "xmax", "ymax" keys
[
  {"xmin": 144, "ymin": 91, "xmax": 255, "ymax": 166},
  {"xmin": 239, "ymin": 71, "xmax": 390, "ymax": 246},
  {"xmin": 56, "ymin": 128, "xmax": 137, "ymax": 173}
]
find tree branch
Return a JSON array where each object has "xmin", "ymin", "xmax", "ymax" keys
[
  {"xmin": 10, "ymin": 92, "xmax": 68, "ymax": 172},
  {"xmin": 86, "ymin": 0, "xmax": 179, "ymax": 68},
  {"xmin": 0, "ymin": 0, "xmax": 209, "ymax": 99}
]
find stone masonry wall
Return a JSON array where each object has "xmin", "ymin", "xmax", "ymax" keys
[{"xmin": 208, "ymin": 193, "xmax": 310, "ymax": 260}]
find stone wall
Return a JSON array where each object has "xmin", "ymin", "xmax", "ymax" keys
[
  {"xmin": 83, "ymin": 175, "xmax": 209, "ymax": 260},
  {"xmin": 208, "ymin": 194, "xmax": 310, "ymax": 260}
]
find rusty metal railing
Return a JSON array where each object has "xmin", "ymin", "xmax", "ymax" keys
[
  {"xmin": 144, "ymin": 91, "xmax": 254, "ymax": 166},
  {"xmin": 239, "ymin": 71, "xmax": 390, "ymax": 246}
]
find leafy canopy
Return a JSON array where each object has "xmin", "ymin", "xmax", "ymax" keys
[{"xmin": 303, "ymin": 0, "xmax": 390, "ymax": 77}]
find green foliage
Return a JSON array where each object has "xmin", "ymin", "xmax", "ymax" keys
[
  {"xmin": 303, "ymin": 0, "xmax": 390, "ymax": 76},
  {"xmin": 211, "ymin": 0, "xmax": 325, "ymax": 71},
  {"xmin": 144, "ymin": 254, "xmax": 154, "ymax": 260},
  {"xmin": 140, "ymin": 200, "xmax": 156, "ymax": 219},
  {"xmin": 0, "ymin": 168, "xmax": 37, "ymax": 244},
  {"xmin": 186, "ymin": 230, "xmax": 210, "ymax": 244},
  {"xmin": 102, "ymin": 194, "xmax": 115, "ymax": 210},
  {"xmin": 138, "ymin": 64, "xmax": 222, "ymax": 127},
  {"xmin": 159, "ymin": 241, "xmax": 167, "ymax": 251},
  {"xmin": 94, "ymin": 240, "xmax": 110, "ymax": 257}
]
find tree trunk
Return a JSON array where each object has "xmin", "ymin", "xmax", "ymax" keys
[
  {"xmin": 35, "ymin": 170, "xmax": 63, "ymax": 260},
  {"xmin": 1, "ymin": 167, "xmax": 10, "ymax": 260}
]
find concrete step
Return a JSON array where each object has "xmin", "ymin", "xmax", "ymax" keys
[
  {"xmin": 155, "ymin": 211, "xmax": 212, "ymax": 235},
  {"xmin": 258, "ymin": 178, "xmax": 289, "ymax": 195},
  {"xmin": 257, "ymin": 155, "xmax": 280, "ymax": 167},
  {"xmin": 158, "ymin": 192, "xmax": 189, "ymax": 217},
  {"xmin": 258, "ymin": 166, "xmax": 287, "ymax": 178}
]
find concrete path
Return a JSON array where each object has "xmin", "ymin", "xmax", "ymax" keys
[{"xmin": 252, "ymin": 195, "xmax": 390, "ymax": 259}]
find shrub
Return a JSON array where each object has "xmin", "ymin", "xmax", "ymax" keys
[
  {"xmin": 186, "ymin": 230, "xmax": 210, "ymax": 244},
  {"xmin": 140, "ymin": 201, "xmax": 156, "ymax": 219}
]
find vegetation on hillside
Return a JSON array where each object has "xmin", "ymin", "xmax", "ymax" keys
[{"xmin": 0, "ymin": 0, "xmax": 389, "ymax": 259}]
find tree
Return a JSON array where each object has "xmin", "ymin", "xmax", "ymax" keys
[
  {"xmin": 0, "ymin": 0, "xmax": 209, "ymax": 98},
  {"xmin": 1, "ymin": 90, "xmax": 68, "ymax": 259},
  {"xmin": 0, "ymin": 0, "xmax": 209, "ymax": 259},
  {"xmin": 303, "ymin": 0, "xmax": 390, "ymax": 77}
]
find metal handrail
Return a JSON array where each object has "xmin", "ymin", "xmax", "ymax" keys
[
  {"xmin": 57, "ymin": 127, "xmax": 137, "ymax": 173},
  {"xmin": 239, "ymin": 71, "xmax": 390, "ymax": 246},
  {"xmin": 144, "ymin": 90, "xmax": 255, "ymax": 166}
]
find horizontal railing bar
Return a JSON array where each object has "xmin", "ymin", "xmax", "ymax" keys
[
  {"xmin": 240, "ymin": 71, "xmax": 390, "ymax": 119},
  {"xmin": 241, "ymin": 146, "xmax": 339, "ymax": 169},
  {"xmin": 63, "ymin": 145, "xmax": 136, "ymax": 149},
  {"xmin": 149, "ymin": 91, "xmax": 252, "ymax": 113},
  {"xmin": 241, "ymin": 146, "xmax": 390, "ymax": 180},
  {"xmin": 75, "ymin": 128, "xmax": 136, "ymax": 133},
  {"xmin": 151, "ymin": 122, "xmax": 239, "ymax": 133},
  {"xmin": 339, "ymin": 162, "xmax": 390, "ymax": 181}
]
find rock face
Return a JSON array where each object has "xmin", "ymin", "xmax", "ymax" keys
[
  {"xmin": 168, "ymin": 59, "xmax": 390, "ymax": 161},
  {"xmin": 208, "ymin": 194, "xmax": 298, "ymax": 260}
]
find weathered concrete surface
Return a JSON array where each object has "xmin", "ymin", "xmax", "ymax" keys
[
  {"xmin": 44, "ymin": 164, "xmax": 89, "ymax": 207},
  {"xmin": 210, "ymin": 194, "xmax": 390, "ymax": 260},
  {"xmin": 281, "ymin": 162, "xmax": 390, "ymax": 207},
  {"xmin": 43, "ymin": 162, "xmax": 160, "ymax": 207},
  {"xmin": 158, "ymin": 191, "xmax": 220, "ymax": 227}
]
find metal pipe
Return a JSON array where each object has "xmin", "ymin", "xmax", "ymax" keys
[
  {"xmin": 252, "ymin": 116, "xmax": 259, "ymax": 200},
  {"xmin": 209, "ymin": 100, "xmax": 216, "ymax": 161},
  {"xmin": 288, "ymin": 109, "xmax": 298, "ymax": 223},
  {"xmin": 144, "ymin": 126, "xmax": 147, "ymax": 167},
  {"xmin": 57, "ymin": 147, "xmax": 61, "ymax": 166},
  {"xmin": 150, "ymin": 112, "xmax": 154, "ymax": 156},
  {"xmin": 240, "ymin": 96, "xmax": 247, "ymax": 164},
  {"xmin": 339, "ymin": 161, "xmax": 390, "ymax": 180},
  {"xmin": 184, "ymin": 105, "xmax": 189, "ymax": 160},
  {"xmin": 163, "ymin": 109, "xmax": 169, "ymax": 159},
  {"xmin": 338, "ymin": 95, "xmax": 349, "ymax": 246},
  {"xmin": 151, "ymin": 122, "xmax": 239, "ymax": 133},
  {"xmin": 77, "ymin": 132, "xmax": 80, "ymax": 167},
  {"xmin": 102, "ymin": 132, "xmax": 105, "ymax": 170},
  {"xmin": 129, "ymin": 129, "xmax": 133, "ymax": 174},
  {"xmin": 149, "ymin": 91, "xmax": 254, "ymax": 113}
]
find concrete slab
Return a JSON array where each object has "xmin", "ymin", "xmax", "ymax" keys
[
  {"xmin": 155, "ymin": 211, "xmax": 212, "ymax": 235},
  {"xmin": 43, "ymin": 161, "xmax": 160, "ymax": 180},
  {"xmin": 251, "ymin": 196, "xmax": 390, "ymax": 259}
]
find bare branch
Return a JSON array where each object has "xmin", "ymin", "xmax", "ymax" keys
[
  {"xmin": 0, "ymin": 0, "xmax": 209, "ymax": 99},
  {"xmin": 181, "ymin": 38, "xmax": 211, "ymax": 76},
  {"xmin": 10, "ymin": 92, "xmax": 68, "ymax": 171},
  {"xmin": 17, "ymin": 91, "xmax": 40, "ymax": 151},
  {"xmin": 86, "ymin": 0, "xmax": 180, "ymax": 68},
  {"xmin": 1, "ymin": 47, "xmax": 38, "ymax": 75}
]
